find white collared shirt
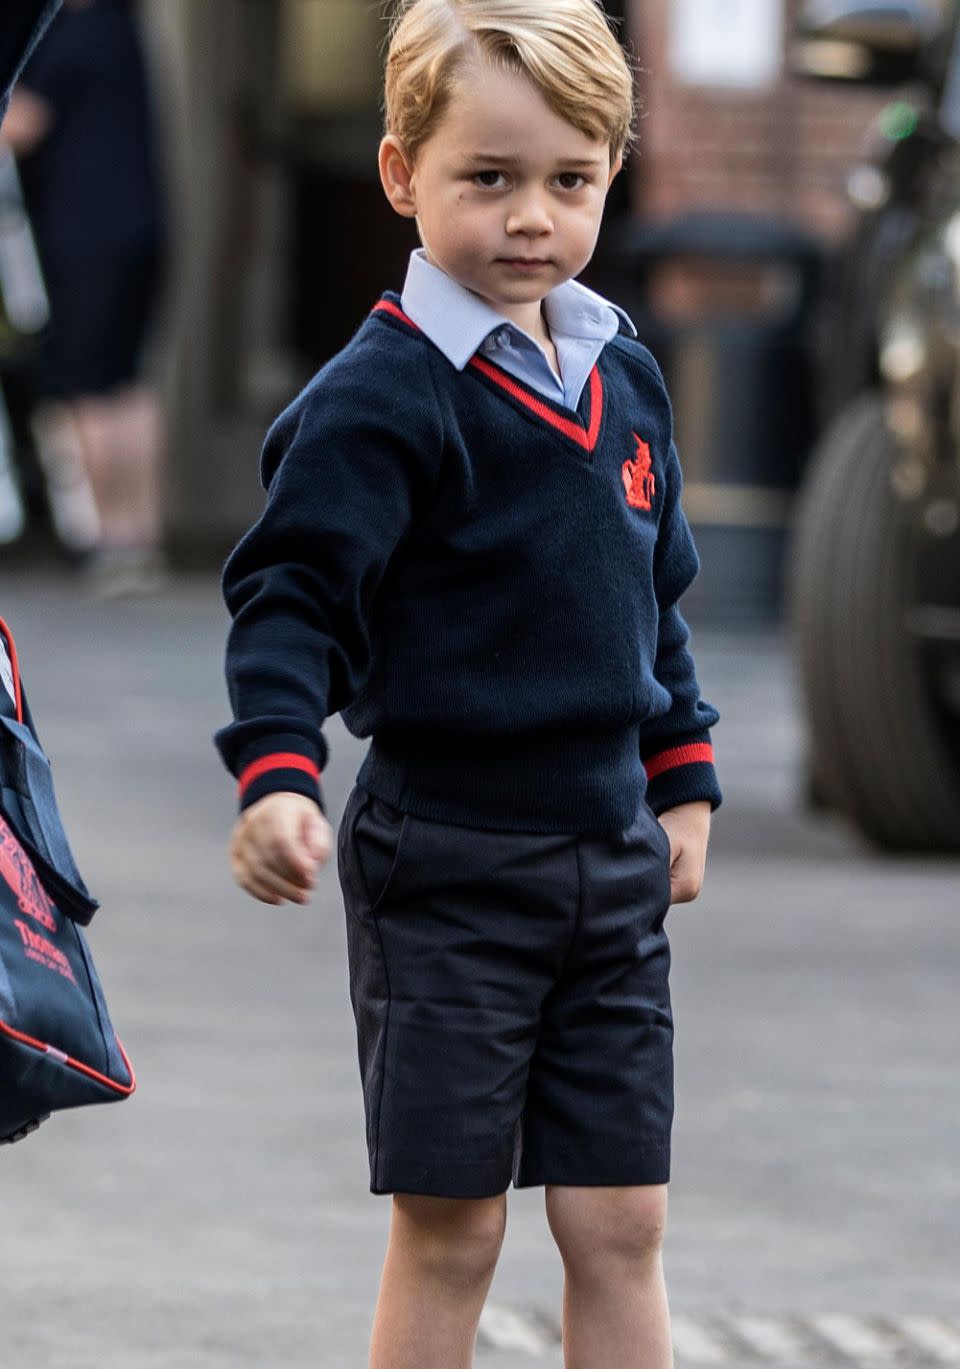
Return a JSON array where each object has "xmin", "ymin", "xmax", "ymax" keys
[{"xmin": 400, "ymin": 249, "xmax": 636, "ymax": 413}]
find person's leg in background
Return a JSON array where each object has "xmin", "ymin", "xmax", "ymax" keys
[
  {"xmin": 0, "ymin": 386, "xmax": 27, "ymax": 545},
  {"xmin": 29, "ymin": 399, "xmax": 100, "ymax": 556},
  {"xmin": 72, "ymin": 381, "xmax": 163, "ymax": 558},
  {"xmin": 30, "ymin": 247, "xmax": 167, "ymax": 585}
]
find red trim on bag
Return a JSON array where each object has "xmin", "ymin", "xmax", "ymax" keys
[
  {"xmin": 0, "ymin": 1019, "xmax": 136, "ymax": 1097},
  {"xmin": 238, "ymin": 752, "xmax": 321, "ymax": 796},
  {"xmin": 645, "ymin": 743, "xmax": 715, "ymax": 781},
  {"xmin": 468, "ymin": 356, "xmax": 603, "ymax": 452},
  {"xmin": 0, "ymin": 617, "xmax": 24, "ymax": 723}
]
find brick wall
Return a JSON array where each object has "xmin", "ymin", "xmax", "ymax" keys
[{"xmin": 629, "ymin": 0, "xmax": 889, "ymax": 240}]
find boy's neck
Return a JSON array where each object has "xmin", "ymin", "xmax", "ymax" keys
[
  {"xmin": 488, "ymin": 297, "xmax": 550, "ymax": 343},
  {"xmin": 476, "ymin": 293, "xmax": 566, "ymax": 372},
  {"xmin": 421, "ymin": 252, "xmax": 554, "ymax": 346},
  {"xmin": 478, "ymin": 295, "xmax": 559, "ymax": 378},
  {"xmin": 482, "ymin": 294, "xmax": 559, "ymax": 371}
]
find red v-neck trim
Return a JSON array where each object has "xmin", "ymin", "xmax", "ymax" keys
[
  {"xmin": 468, "ymin": 355, "xmax": 602, "ymax": 453},
  {"xmin": 372, "ymin": 298, "xmax": 605, "ymax": 454},
  {"xmin": 374, "ymin": 299, "xmax": 417, "ymax": 329}
]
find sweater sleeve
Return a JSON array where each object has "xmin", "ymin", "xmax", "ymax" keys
[
  {"xmin": 214, "ymin": 356, "xmax": 441, "ymax": 812},
  {"xmin": 638, "ymin": 440, "xmax": 722, "ymax": 815}
]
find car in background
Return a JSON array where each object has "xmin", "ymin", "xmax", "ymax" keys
[{"xmin": 790, "ymin": 0, "xmax": 960, "ymax": 851}]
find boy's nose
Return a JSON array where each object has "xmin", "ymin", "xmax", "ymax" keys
[{"xmin": 505, "ymin": 196, "xmax": 553, "ymax": 237}]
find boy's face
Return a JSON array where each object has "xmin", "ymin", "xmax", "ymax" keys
[{"xmin": 380, "ymin": 64, "xmax": 620, "ymax": 332}]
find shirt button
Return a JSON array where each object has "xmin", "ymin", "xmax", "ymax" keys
[{"xmin": 496, "ymin": 328, "xmax": 511, "ymax": 347}]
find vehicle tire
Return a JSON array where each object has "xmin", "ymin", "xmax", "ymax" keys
[{"xmin": 790, "ymin": 392, "xmax": 960, "ymax": 851}]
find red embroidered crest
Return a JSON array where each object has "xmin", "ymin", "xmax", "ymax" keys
[
  {"xmin": 622, "ymin": 434, "xmax": 656, "ymax": 512},
  {"xmin": 0, "ymin": 815, "xmax": 58, "ymax": 933}
]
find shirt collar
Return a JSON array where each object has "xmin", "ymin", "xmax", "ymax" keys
[{"xmin": 400, "ymin": 249, "xmax": 636, "ymax": 372}]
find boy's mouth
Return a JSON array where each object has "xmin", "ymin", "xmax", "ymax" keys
[{"xmin": 498, "ymin": 257, "xmax": 551, "ymax": 272}]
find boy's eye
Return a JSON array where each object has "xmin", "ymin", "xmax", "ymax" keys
[
  {"xmin": 555, "ymin": 172, "xmax": 587, "ymax": 191},
  {"xmin": 474, "ymin": 170, "xmax": 507, "ymax": 189}
]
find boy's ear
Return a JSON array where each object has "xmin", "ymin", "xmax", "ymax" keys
[
  {"xmin": 379, "ymin": 135, "xmax": 418, "ymax": 218},
  {"xmin": 607, "ymin": 154, "xmax": 623, "ymax": 189}
]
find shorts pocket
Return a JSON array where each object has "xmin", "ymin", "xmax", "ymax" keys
[
  {"xmin": 629, "ymin": 801, "xmax": 672, "ymax": 867},
  {"xmin": 340, "ymin": 787, "xmax": 410, "ymax": 916}
]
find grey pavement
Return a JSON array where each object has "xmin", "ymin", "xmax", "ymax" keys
[{"xmin": 0, "ymin": 571, "xmax": 958, "ymax": 1368}]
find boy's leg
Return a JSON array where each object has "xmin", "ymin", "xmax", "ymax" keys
[
  {"xmin": 545, "ymin": 1184, "xmax": 672, "ymax": 1369},
  {"xmin": 370, "ymin": 1192, "xmax": 507, "ymax": 1369}
]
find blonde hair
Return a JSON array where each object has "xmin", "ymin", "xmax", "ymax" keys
[{"xmin": 384, "ymin": 0, "xmax": 636, "ymax": 163}]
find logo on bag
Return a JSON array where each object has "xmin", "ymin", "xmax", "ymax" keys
[
  {"xmin": 623, "ymin": 434, "xmax": 656, "ymax": 512},
  {"xmin": 0, "ymin": 816, "xmax": 58, "ymax": 933},
  {"xmin": 13, "ymin": 919, "xmax": 76, "ymax": 984}
]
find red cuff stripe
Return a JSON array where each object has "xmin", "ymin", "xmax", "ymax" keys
[
  {"xmin": 645, "ymin": 743, "xmax": 714, "ymax": 781},
  {"xmin": 238, "ymin": 753, "xmax": 320, "ymax": 796}
]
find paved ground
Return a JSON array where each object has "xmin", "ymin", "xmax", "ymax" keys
[{"xmin": 0, "ymin": 572, "xmax": 958, "ymax": 1368}]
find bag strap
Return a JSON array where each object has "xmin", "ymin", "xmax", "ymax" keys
[{"xmin": 0, "ymin": 616, "xmax": 24, "ymax": 724}]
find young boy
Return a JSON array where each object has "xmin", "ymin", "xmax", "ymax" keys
[{"xmin": 217, "ymin": 2, "xmax": 720, "ymax": 1366}]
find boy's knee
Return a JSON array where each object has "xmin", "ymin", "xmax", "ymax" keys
[
  {"xmin": 545, "ymin": 1185, "xmax": 667, "ymax": 1276},
  {"xmin": 393, "ymin": 1193, "xmax": 507, "ymax": 1290}
]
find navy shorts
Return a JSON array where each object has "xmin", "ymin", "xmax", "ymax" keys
[{"xmin": 337, "ymin": 785, "xmax": 674, "ymax": 1199}]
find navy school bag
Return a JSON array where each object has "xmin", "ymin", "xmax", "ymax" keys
[{"xmin": 0, "ymin": 616, "xmax": 134, "ymax": 1143}]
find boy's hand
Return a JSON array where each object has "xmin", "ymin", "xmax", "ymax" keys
[
  {"xmin": 657, "ymin": 801, "xmax": 711, "ymax": 904},
  {"xmin": 230, "ymin": 792, "xmax": 333, "ymax": 906}
]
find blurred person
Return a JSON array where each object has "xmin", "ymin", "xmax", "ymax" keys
[
  {"xmin": 0, "ymin": 1, "xmax": 58, "ymax": 548},
  {"xmin": 0, "ymin": 0, "xmax": 59, "ymax": 120},
  {"xmin": 0, "ymin": 141, "xmax": 55, "ymax": 547},
  {"xmin": 216, "ymin": 2, "xmax": 721, "ymax": 1367},
  {"xmin": 1, "ymin": 0, "xmax": 167, "ymax": 586}
]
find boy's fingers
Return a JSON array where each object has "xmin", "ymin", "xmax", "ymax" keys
[
  {"xmin": 302, "ymin": 810, "xmax": 333, "ymax": 864},
  {"xmin": 233, "ymin": 841, "xmax": 314, "ymax": 896},
  {"xmin": 657, "ymin": 820, "xmax": 676, "ymax": 865},
  {"xmin": 239, "ymin": 839, "xmax": 313, "ymax": 897},
  {"xmin": 258, "ymin": 867, "xmax": 313, "ymax": 904},
  {"xmin": 243, "ymin": 861, "xmax": 312, "ymax": 906},
  {"xmin": 262, "ymin": 841, "xmax": 315, "ymax": 884},
  {"xmin": 232, "ymin": 843, "xmax": 300, "ymax": 901},
  {"xmin": 668, "ymin": 848, "xmax": 704, "ymax": 904},
  {"xmin": 230, "ymin": 798, "xmax": 328, "ymax": 905},
  {"xmin": 670, "ymin": 879, "xmax": 697, "ymax": 905},
  {"xmin": 242, "ymin": 873, "xmax": 283, "ymax": 906},
  {"xmin": 263, "ymin": 812, "xmax": 331, "ymax": 882}
]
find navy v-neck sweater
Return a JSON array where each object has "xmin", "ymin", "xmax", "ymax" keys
[{"xmin": 216, "ymin": 294, "xmax": 721, "ymax": 832}]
